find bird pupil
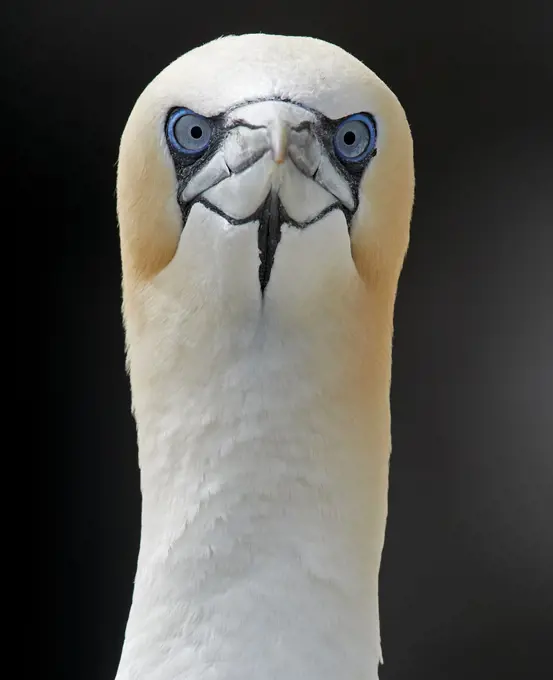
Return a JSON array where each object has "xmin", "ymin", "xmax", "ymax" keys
[
  {"xmin": 344, "ymin": 131, "xmax": 356, "ymax": 145},
  {"xmin": 190, "ymin": 125, "xmax": 203, "ymax": 139}
]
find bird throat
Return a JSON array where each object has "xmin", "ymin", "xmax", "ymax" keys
[{"xmin": 258, "ymin": 190, "xmax": 284, "ymax": 293}]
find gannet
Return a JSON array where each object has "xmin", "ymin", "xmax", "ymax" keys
[{"xmin": 115, "ymin": 33, "xmax": 414, "ymax": 680}]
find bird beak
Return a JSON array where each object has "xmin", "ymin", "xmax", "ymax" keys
[{"xmin": 175, "ymin": 101, "xmax": 356, "ymax": 293}]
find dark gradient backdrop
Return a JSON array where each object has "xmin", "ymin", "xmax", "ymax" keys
[{"xmin": 8, "ymin": 1, "xmax": 552, "ymax": 678}]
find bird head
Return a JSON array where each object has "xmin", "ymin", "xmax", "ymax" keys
[{"xmin": 117, "ymin": 34, "xmax": 414, "ymax": 357}]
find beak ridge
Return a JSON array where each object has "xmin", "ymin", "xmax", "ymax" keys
[{"xmin": 270, "ymin": 120, "xmax": 289, "ymax": 165}]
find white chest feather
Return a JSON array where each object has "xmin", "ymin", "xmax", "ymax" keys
[{"xmin": 116, "ymin": 209, "xmax": 391, "ymax": 680}]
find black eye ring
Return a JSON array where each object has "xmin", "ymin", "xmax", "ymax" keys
[
  {"xmin": 167, "ymin": 108, "xmax": 213, "ymax": 155},
  {"xmin": 333, "ymin": 113, "xmax": 377, "ymax": 163}
]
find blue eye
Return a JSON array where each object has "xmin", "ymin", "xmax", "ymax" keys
[
  {"xmin": 167, "ymin": 108, "xmax": 212, "ymax": 154},
  {"xmin": 333, "ymin": 113, "xmax": 376, "ymax": 163}
]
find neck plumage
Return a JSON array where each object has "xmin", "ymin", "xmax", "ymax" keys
[{"xmin": 115, "ymin": 279, "xmax": 393, "ymax": 680}]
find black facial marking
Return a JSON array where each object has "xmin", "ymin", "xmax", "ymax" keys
[
  {"xmin": 190, "ymin": 196, "xmax": 343, "ymax": 295},
  {"xmin": 193, "ymin": 196, "xmax": 343, "ymax": 229},
  {"xmin": 258, "ymin": 192, "xmax": 283, "ymax": 293},
  {"xmin": 222, "ymin": 119, "xmax": 266, "ymax": 131}
]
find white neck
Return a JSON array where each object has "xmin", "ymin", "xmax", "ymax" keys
[{"xmin": 116, "ymin": 239, "xmax": 393, "ymax": 680}]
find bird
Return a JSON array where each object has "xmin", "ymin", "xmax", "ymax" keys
[{"xmin": 115, "ymin": 33, "xmax": 414, "ymax": 680}]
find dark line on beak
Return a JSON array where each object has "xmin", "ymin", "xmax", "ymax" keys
[{"xmin": 258, "ymin": 191, "xmax": 282, "ymax": 294}]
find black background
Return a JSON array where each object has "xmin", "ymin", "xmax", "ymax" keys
[{"xmin": 7, "ymin": 1, "xmax": 553, "ymax": 678}]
